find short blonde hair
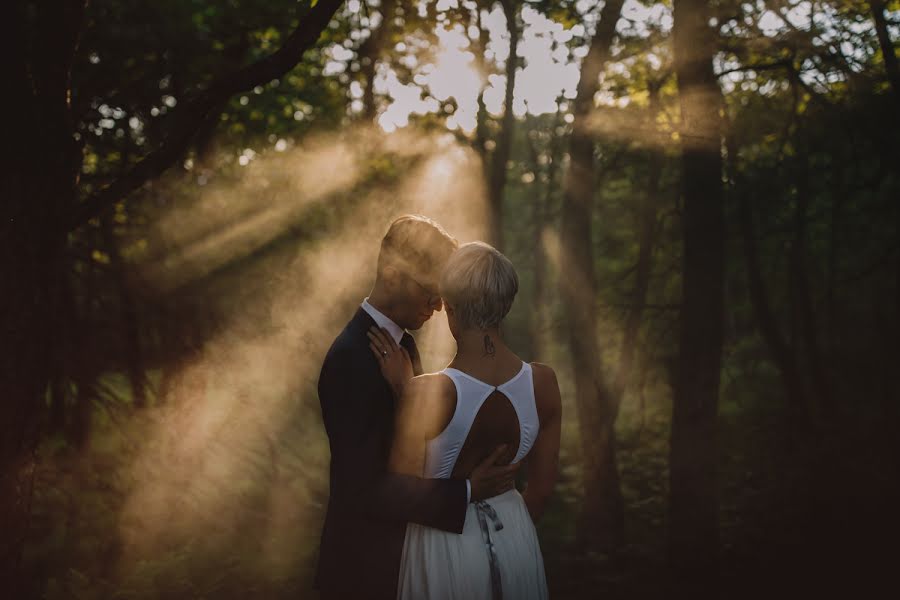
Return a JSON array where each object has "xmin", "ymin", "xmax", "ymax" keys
[
  {"xmin": 377, "ymin": 215, "xmax": 458, "ymax": 281},
  {"xmin": 440, "ymin": 242, "xmax": 518, "ymax": 330}
]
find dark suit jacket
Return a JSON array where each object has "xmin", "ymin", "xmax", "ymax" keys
[{"xmin": 315, "ymin": 307, "xmax": 468, "ymax": 599}]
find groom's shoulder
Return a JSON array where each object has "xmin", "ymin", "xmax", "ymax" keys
[
  {"xmin": 321, "ymin": 317, "xmax": 370, "ymax": 372},
  {"xmin": 324, "ymin": 325, "xmax": 363, "ymax": 362}
]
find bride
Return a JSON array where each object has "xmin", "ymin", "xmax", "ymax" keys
[{"xmin": 367, "ymin": 241, "xmax": 562, "ymax": 599}]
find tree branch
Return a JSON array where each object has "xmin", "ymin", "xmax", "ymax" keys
[
  {"xmin": 67, "ymin": 0, "xmax": 346, "ymax": 232},
  {"xmin": 716, "ymin": 58, "xmax": 792, "ymax": 77}
]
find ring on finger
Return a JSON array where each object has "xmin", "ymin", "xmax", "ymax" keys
[{"xmin": 381, "ymin": 350, "xmax": 388, "ymax": 357}]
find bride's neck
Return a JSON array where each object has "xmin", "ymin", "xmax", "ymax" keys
[{"xmin": 454, "ymin": 327, "xmax": 506, "ymax": 360}]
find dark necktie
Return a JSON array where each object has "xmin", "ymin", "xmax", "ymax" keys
[{"xmin": 400, "ymin": 332, "xmax": 423, "ymax": 376}]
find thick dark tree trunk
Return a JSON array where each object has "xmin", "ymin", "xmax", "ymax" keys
[
  {"xmin": 486, "ymin": 0, "xmax": 521, "ymax": 251},
  {"xmin": 0, "ymin": 1, "xmax": 87, "ymax": 591},
  {"xmin": 669, "ymin": 0, "xmax": 725, "ymax": 575},
  {"xmin": 559, "ymin": 0, "xmax": 626, "ymax": 552}
]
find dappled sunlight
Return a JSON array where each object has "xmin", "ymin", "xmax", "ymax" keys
[
  {"xmin": 425, "ymin": 27, "xmax": 484, "ymax": 132},
  {"xmin": 375, "ymin": 3, "xmax": 588, "ymax": 133},
  {"xmin": 368, "ymin": 1, "xmax": 681, "ymax": 134}
]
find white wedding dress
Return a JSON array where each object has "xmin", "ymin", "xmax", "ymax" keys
[{"xmin": 397, "ymin": 362, "xmax": 549, "ymax": 600}]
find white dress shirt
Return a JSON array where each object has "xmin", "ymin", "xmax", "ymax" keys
[
  {"xmin": 361, "ymin": 298, "xmax": 405, "ymax": 345},
  {"xmin": 361, "ymin": 298, "xmax": 472, "ymax": 504}
]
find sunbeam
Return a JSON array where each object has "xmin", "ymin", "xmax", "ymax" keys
[{"xmin": 114, "ymin": 127, "xmax": 491, "ymax": 587}]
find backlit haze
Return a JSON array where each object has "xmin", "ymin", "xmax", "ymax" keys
[
  {"xmin": 94, "ymin": 0, "xmax": 878, "ymax": 589},
  {"xmin": 318, "ymin": 0, "xmax": 841, "ymax": 137}
]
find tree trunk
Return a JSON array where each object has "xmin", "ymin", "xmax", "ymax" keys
[
  {"xmin": 790, "ymin": 145, "xmax": 832, "ymax": 421},
  {"xmin": 473, "ymin": 5, "xmax": 491, "ymax": 164},
  {"xmin": 486, "ymin": 0, "xmax": 521, "ymax": 251},
  {"xmin": 527, "ymin": 109, "xmax": 564, "ymax": 361},
  {"xmin": 558, "ymin": 0, "xmax": 626, "ymax": 552},
  {"xmin": 615, "ymin": 83, "xmax": 665, "ymax": 400},
  {"xmin": 359, "ymin": 0, "xmax": 397, "ymax": 121},
  {"xmin": 894, "ymin": 182, "xmax": 900, "ymax": 434},
  {"xmin": 726, "ymin": 126, "xmax": 812, "ymax": 436},
  {"xmin": 102, "ymin": 213, "xmax": 147, "ymax": 409},
  {"xmin": 524, "ymin": 127, "xmax": 544, "ymax": 362},
  {"xmin": 669, "ymin": 0, "xmax": 725, "ymax": 575},
  {"xmin": 825, "ymin": 164, "xmax": 844, "ymax": 360},
  {"xmin": 870, "ymin": 0, "xmax": 900, "ymax": 103},
  {"xmin": 736, "ymin": 175, "xmax": 810, "ymax": 434},
  {"xmin": 0, "ymin": 0, "xmax": 87, "ymax": 591}
]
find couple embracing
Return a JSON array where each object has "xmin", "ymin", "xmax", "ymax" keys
[{"xmin": 315, "ymin": 215, "xmax": 562, "ymax": 600}]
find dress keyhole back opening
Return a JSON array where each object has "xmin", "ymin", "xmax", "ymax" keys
[
  {"xmin": 451, "ymin": 389, "xmax": 521, "ymax": 479},
  {"xmin": 422, "ymin": 363, "xmax": 540, "ymax": 482}
]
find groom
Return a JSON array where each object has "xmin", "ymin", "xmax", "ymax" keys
[{"xmin": 315, "ymin": 215, "xmax": 517, "ymax": 600}]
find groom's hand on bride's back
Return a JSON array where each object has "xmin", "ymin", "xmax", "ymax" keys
[{"xmin": 469, "ymin": 445, "xmax": 520, "ymax": 501}]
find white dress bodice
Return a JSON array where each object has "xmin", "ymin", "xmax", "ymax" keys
[{"xmin": 423, "ymin": 362, "xmax": 540, "ymax": 479}]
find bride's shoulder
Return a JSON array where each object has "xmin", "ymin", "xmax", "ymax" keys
[
  {"xmin": 401, "ymin": 372, "xmax": 456, "ymax": 404},
  {"xmin": 529, "ymin": 362, "xmax": 559, "ymax": 386},
  {"xmin": 529, "ymin": 362, "xmax": 561, "ymax": 415},
  {"xmin": 400, "ymin": 373, "xmax": 457, "ymax": 437}
]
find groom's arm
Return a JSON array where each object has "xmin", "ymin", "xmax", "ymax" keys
[{"xmin": 319, "ymin": 346, "xmax": 468, "ymax": 534}]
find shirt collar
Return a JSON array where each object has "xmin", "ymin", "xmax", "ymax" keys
[{"xmin": 361, "ymin": 298, "xmax": 405, "ymax": 345}]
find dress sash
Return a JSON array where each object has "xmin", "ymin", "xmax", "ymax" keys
[{"xmin": 474, "ymin": 500, "xmax": 505, "ymax": 600}]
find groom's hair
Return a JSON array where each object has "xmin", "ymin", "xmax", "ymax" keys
[{"xmin": 377, "ymin": 215, "xmax": 458, "ymax": 280}]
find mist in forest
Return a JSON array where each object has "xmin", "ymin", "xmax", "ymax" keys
[
  {"xmin": 4, "ymin": 0, "xmax": 898, "ymax": 598},
  {"xmin": 105, "ymin": 127, "xmax": 493, "ymax": 584}
]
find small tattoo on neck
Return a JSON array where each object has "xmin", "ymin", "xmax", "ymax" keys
[{"xmin": 483, "ymin": 334, "xmax": 495, "ymax": 358}]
